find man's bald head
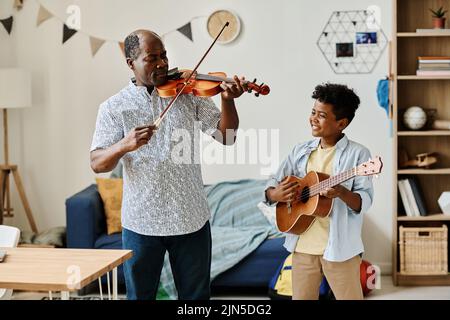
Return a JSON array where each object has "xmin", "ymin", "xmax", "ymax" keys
[
  {"xmin": 124, "ymin": 29, "xmax": 162, "ymax": 61},
  {"xmin": 124, "ymin": 29, "xmax": 169, "ymax": 87}
]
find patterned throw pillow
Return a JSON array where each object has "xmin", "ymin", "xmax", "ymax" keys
[{"xmin": 96, "ymin": 178, "xmax": 123, "ymax": 235}]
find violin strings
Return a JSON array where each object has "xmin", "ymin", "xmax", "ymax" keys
[{"xmin": 196, "ymin": 74, "xmax": 236, "ymax": 83}]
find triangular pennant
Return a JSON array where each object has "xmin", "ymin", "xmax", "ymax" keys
[
  {"xmin": 13, "ymin": 0, "xmax": 24, "ymax": 11},
  {"xmin": 62, "ymin": 23, "xmax": 77, "ymax": 44},
  {"xmin": 177, "ymin": 22, "xmax": 193, "ymax": 41},
  {"xmin": 90, "ymin": 36, "xmax": 105, "ymax": 57},
  {"xmin": 119, "ymin": 42, "xmax": 125, "ymax": 57},
  {"xmin": 36, "ymin": 5, "xmax": 52, "ymax": 27},
  {"xmin": 0, "ymin": 16, "xmax": 13, "ymax": 35}
]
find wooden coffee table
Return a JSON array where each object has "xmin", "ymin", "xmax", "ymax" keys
[{"xmin": 0, "ymin": 247, "xmax": 132, "ymax": 300}]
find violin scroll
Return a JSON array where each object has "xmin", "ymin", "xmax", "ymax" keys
[{"xmin": 248, "ymin": 78, "xmax": 270, "ymax": 97}]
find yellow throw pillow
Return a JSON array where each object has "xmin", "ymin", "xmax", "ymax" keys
[{"xmin": 96, "ymin": 178, "xmax": 123, "ymax": 235}]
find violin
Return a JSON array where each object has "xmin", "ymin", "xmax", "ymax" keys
[
  {"xmin": 156, "ymin": 68, "xmax": 270, "ymax": 98},
  {"xmin": 153, "ymin": 22, "xmax": 268, "ymax": 128}
]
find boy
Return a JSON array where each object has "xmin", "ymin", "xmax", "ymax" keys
[{"xmin": 264, "ymin": 83, "xmax": 374, "ymax": 300}]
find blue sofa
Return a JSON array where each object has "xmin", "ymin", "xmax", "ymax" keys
[{"xmin": 65, "ymin": 184, "xmax": 290, "ymax": 295}]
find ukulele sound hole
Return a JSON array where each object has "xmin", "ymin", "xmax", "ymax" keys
[{"xmin": 300, "ymin": 186, "xmax": 310, "ymax": 203}]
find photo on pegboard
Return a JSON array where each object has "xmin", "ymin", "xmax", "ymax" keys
[
  {"xmin": 336, "ymin": 43, "xmax": 354, "ymax": 57},
  {"xmin": 317, "ymin": 10, "xmax": 388, "ymax": 74},
  {"xmin": 356, "ymin": 32, "xmax": 377, "ymax": 44}
]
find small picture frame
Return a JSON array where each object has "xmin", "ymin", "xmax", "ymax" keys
[
  {"xmin": 336, "ymin": 42, "xmax": 354, "ymax": 57},
  {"xmin": 356, "ymin": 32, "xmax": 377, "ymax": 44}
]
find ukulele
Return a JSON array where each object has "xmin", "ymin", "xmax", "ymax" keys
[{"xmin": 276, "ymin": 156, "xmax": 383, "ymax": 235}]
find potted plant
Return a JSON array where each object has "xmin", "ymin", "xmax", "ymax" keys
[{"xmin": 430, "ymin": 6, "xmax": 447, "ymax": 29}]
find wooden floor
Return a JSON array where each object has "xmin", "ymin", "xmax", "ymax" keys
[{"xmin": 9, "ymin": 276, "xmax": 450, "ymax": 300}]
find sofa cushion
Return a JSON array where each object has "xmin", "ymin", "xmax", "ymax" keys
[
  {"xmin": 96, "ymin": 178, "xmax": 123, "ymax": 235},
  {"xmin": 94, "ymin": 233, "xmax": 122, "ymax": 249}
]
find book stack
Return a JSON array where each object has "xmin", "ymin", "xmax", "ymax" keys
[
  {"xmin": 417, "ymin": 56, "xmax": 450, "ymax": 76},
  {"xmin": 398, "ymin": 177, "xmax": 427, "ymax": 217}
]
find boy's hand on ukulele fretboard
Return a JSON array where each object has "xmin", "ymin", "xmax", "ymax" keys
[{"xmin": 319, "ymin": 185, "xmax": 346, "ymax": 199}]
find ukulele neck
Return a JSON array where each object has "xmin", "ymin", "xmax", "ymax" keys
[{"xmin": 309, "ymin": 168, "xmax": 357, "ymax": 197}]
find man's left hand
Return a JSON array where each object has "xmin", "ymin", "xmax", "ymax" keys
[{"xmin": 220, "ymin": 76, "xmax": 248, "ymax": 101}]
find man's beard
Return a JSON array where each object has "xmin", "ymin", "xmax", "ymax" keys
[{"xmin": 151, "ymin": 69, "xmax": 168, "ymax": 86}]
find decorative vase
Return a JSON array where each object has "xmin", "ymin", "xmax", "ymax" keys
[{"xmin": 433, "ymin": 17, "xmax": 446, "ymax": 29}]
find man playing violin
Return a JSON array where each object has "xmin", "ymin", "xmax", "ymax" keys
[{"xmin": 90, "ymin": 29, "xmax": 247, "ymax": 300}]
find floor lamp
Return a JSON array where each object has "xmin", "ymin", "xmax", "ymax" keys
[{"xmin": 0, "ymin": 68, "xmax": 37, "ymax": 233}]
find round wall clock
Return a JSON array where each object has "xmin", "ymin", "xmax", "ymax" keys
[{"xmin": 207, "ymin": 9, "xmax": 241, "ymax": 44}]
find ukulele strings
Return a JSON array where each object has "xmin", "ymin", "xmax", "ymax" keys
[{"xmin": 297, "ymin": 168, "xmax": 356, "ymax": 202}]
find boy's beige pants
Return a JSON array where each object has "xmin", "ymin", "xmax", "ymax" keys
[{"xmin": 292, "ymin": 252, "xmax": 363, "ymax": 300}]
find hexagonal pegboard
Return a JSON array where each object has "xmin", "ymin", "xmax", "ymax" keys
[{"xmin": 316, "ymin": 10, "xmax": 388, "ymax": 74}]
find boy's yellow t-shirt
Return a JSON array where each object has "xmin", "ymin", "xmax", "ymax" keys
[{"xmin": 295, "ymin": 145, "xmax": 335, "ymax": 255}]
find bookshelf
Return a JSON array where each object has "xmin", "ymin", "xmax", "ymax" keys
[{"xmin": 393, "ymin": 0, "xmax": 450, "ymax": 286}]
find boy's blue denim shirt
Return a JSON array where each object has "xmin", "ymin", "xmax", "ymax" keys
[{"xmin": 263, "ymin": 134, "xmax": 374, "ymax": 262}]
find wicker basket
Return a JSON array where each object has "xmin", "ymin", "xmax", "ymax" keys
[{"xmin": 399, "ymin": 225, "xmax": 448, "ymax": 275}]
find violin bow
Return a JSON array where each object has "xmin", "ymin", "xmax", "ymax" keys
[{"xmin": 153, "ymin": 22, "xmax": 230, "ymax": 129}]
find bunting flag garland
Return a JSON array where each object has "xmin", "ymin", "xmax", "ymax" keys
[
  {"xmin": 62, "ymin": 23, "xmax": 77, "ymax": 44},
  {"xmin": 36, "ymin": 5, "xmax": 52, "ymax": 26},
  {"xmin": 177, "ymin": 22, "xmax": 193, "ymax": 41},
  {"xmin": 90, "ymin": 36, "xmax": 106, "ymax": 56},
  {"xmin": 118, "ymin": 42, "xmax": 125, "ymax": 57},
  {"xmin": 6, "ymin": 0, "xmax": 203, "ymax": 57},
  {"xmin": 0, "ymin": 16, "xmax": 13, "ymax": 34},
  {"xmin": 14, "ymin": 0, "xmax": 24, "ymax": 11}
]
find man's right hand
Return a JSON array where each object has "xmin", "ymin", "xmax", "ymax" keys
[
  {"xmin": 120, "ymin": 124, "xmax": 157, "ymax": 152},
  {"xmin": 266, "ymin": 180, "xmax": 299, "ymax": 203}
]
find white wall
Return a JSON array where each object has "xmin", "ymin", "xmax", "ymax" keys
[{"xmin": 2, "ymin": 0, "xmax": 393, "ymax": 273}]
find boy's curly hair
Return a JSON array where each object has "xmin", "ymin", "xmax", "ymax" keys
[{"xmin": 311, "ymin": 83, "xmax": 360, "ymax": 123}]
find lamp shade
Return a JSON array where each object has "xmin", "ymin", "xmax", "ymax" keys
[{"xmin": 0, "ymin": 68, "xmax": 31, "ymax": 109}]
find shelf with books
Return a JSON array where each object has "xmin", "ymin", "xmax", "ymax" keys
[
  {"xmin": 397, "ymin": 37, "xmax": 450, "ymax": 75},
  {"xmin": 398, "ymin": 175, "xmax": 450, "ymax": 216}
]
